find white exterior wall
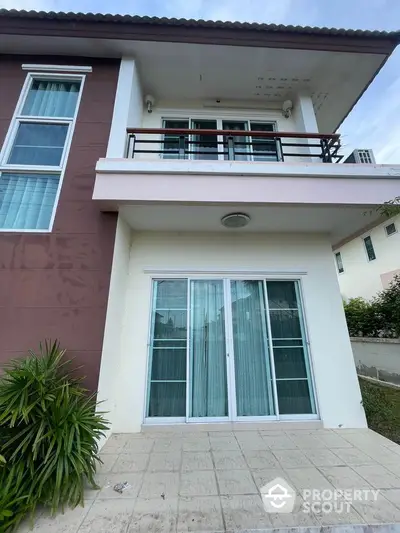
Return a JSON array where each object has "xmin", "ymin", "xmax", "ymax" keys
[
  {"xmin": 102, "ymin": 230, "xmax": 366, "ymax": 433},
  {"xmin": 336, "ymin": 216, "xmax": 400, "ymax": 301},
  {"xmin": 97, "ymin": 216, "xmax": 131, "ymax": 439},
  {"xmin": 107, "ymin": 58, "xmax": 143, "ymax": 158}
]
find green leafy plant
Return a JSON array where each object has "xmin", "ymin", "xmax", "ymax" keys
[
  {"xmin": 344, "ymin": 276, "xmax": 400, "ymax": 338},
  {"xmin": 343, "ymin": 297, "xmax": 383, "ymax": 337},
  {"xmin": 0, "ymin": 341, "xmax": 109, "ymax": 531}
]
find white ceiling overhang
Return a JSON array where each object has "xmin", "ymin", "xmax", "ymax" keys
[{"xmin": 1, "ymin": 34, "xmax": 387, "ymax": 132}]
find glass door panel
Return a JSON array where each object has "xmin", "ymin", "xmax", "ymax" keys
[
  {"xmin": 162, "ymin": 120, "xmax": 189, "ymax": 159},
  {"xmin": 250, "ymin": 122, "xmax": 279, "ymax": 161},
  {"xmin": 189, "ymin": 280, "xmax": 228, "ymax": 417},
  {"xmin": 266, "ymin": 281, "xmax": 315, "ymax": 414},
  {"xmin": 222, "ymin": 121, "xmax": 249, "ymax": 161},
  {"xmin": 147, "ymin": 279, "xmax": 188, "ymax": 417},
  {"xmin": 230, "ymin": 280, "xmax": 275, "ymax": 416},
  {"xmin": 191, "ymin": 120, "xmax": 218, "ymax": 160}
]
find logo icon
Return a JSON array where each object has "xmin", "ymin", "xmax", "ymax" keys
[{"xmin": 260, "ymin": 477, "xmax": 296, "ymax": 513}]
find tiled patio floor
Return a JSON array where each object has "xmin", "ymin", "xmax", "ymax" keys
[{"xmin": 19, "ymin": 427, "xmax": 400, "ymax": 532}]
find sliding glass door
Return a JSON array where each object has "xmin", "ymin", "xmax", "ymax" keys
[{"xmin": 146, "ymin": 278, "xmax": 316, "ymax": 422}]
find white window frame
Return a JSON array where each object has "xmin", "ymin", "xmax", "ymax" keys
[
  {"xmin": 161, "ymin": 115, "xmax": 278, "ymax": 162},
  {"xmin": 143, "ymin": 273, "xmax": 319, "ymax": 425},
  {"xmin": 0, "ymin": 71, "xmax": 86, "ymax": 232},
  {"xmin": 385, "ymin": 222, "xmax": 397, "ymax": 237}
]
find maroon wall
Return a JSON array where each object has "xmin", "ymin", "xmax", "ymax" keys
[{"xmin": 0, "ymin": 56, "xmax": 119, "ymax": 391}]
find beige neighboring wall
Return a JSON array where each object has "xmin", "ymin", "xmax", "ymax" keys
[{"xmin": 335, "ymin": 215, "xmax": 400, "ymax": 301}]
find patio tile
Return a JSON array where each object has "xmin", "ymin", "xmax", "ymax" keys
[
  {"xmin": 180, "ymin": 470, "xmax": 219, "ymax": 496},
  {"xmin": 208, "ymin": 431, "xmax": 235, "ymax": 438},
  {"xmin": 319, "ymin": 466, "xmax": 372, "ymax": 489},
  {"xmin": 216, "ymin": 469, "xmax": 258, "ymax": 495},
  {"xmin": 221, "ymin": 494, "xmax": 272, "ymax": 530},
  {"xmin": 261, "ymin": 434, "xmax": 298, "ymax": 450},
  {"xmin": 236, "ymin": 433, "xmax": 268, "ymax": 451},
  {"xmin": 303, "ymin": 448, "xmax": 345, "ymax": 467},
  {"xmin": 353, "ymin": 464, "xmax": 400, "ymax": 489},
  {"xmin": 212, "ymin": 450, "xmax": 247, "ymax": 470},
  {"xmin": 269, "ymin": 493, "xmax": 320, "ymax": 528},
  {"xmin": 209, "ymin": 436, "xmax": 240, "ymax": 452},
  {"xmin": 313, "ymin": 504, "xmax": 365, "ymax": 526},
  {"xmin": 331, "ymin": 447, "xmax": 376, "ymax": 466},
  {"xmin": 112, "ymin": 454, "xmax": 150, "ymax": 473},
  {"xmin": 177, "ymin": 496, "xmax": 224, "ymax": 532},
  {"xmin": 147, "ymin": 452, "xmax": 182, "ymax": 472},
  {"xmin": 182, "ymin": 437, "xmax": 211, "ymax": 452},
  {"xmin": 98, "ymin": 454, "xmax": 119, "ymax": 474},
  {"xmin": 139, "ymin": 472, "xmax": 180, "ymax": 499},
  {"xmin": 181, "ymin": 451, "xmax": 214, "ymax": 471},
  {"xmin": 283, "ymin": 467, "xmax": 334, "ymax": 491},
  {"xmin": 382, "ymin": 488, "xmax": 400, "ymax": 509},
  {"xmin": 128, "ymin": 497, "xmax": 178, "ymax": 532},
  {"xmin": 96, "ymin": 473, "xmax": 144, "ymax": 499},
  {"xmin": 79, "ymin": 498, "xmax": 135, "ymax": 533},
  {"xmin": 251, "ymin": 468, "xmax": 292, "ymax": 491},
  {"xmin": 102, "ymin": 434, "xmax": 130, "ymax": 454},
  {"xmin": 152, "ymin": 437, "xmax": 182, "ymax": 453},
  {"xmin": 288, "ymin": 434, "xmax": 327, "ymax": 449},
  {"xmin": 272, "ymin": 449, "xmax": 313, "ymax": 468},
  {"xmin": 123, "ymin": 438, "xmax": 154, "ymax": 454},
  {"xmin": 242, "ymin": 449, "xmax": 280, "ymax": 469},
  {"xmin": 375, "ymin": 446, "xmax": 400, "ymax": 466},
  {"xmin": 317, "ymin": 432, "xmax": 354, "ymax": 448},
  {"xmin": 352, "ymin": 495, "xmax": 400, "ymax": 523},
  {"xmin": 20, "ymin": 505, "xmax": 90, "ymax": 533}
]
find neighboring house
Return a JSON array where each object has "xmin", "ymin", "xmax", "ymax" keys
[
  {"xmin": 334, "ymin": 214, "xmax": 400, "ymax": 301},
  {"xmin": 1, "ymin": 10, "xmax": 400, "ymax": 434}
]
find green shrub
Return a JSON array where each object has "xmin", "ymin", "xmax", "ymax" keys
[
  {"xmin": 344, "ymin": 275, "xmax": 400, "ymax": 338},
  {"xmin": 343, "ymin": 297, "xmax": 382, "ymax": 337},
  {"xmin": 0, "ymin": 341, "xmax": 109, "ymax": 531}
]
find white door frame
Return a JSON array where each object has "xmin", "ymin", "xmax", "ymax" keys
[{"xmin": 144, "ymin": 273, "xmax": 320, "ymax": 425}]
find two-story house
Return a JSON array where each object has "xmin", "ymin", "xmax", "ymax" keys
[{"xmin": 1, "ymin": 9, "xmax": 400, "ymax": 435}]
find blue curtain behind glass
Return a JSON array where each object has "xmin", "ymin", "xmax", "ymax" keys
[{"xmin": 0, "ymin": 173, "xmax": 59, "ymax": 229}]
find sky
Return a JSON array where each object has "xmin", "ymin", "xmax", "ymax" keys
[{"xmin": 1, "ymin": 0, "xmax": 400, "ymax": 163}]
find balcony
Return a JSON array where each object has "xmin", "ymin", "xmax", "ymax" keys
[
  {"xmin": 93, "ymin": 127, "xmax": 400, "ymax": 245},
  {"xmin": 126, "ymin": 128, "xmax": 343, "ymax": 163}
]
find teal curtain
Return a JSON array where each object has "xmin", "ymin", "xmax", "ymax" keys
[
  {"xmin": 190, "ymin": 280, "xmax": 228, "ymax": 417},
  {"xmin": 231, "ymin": 280, "xmax": 274, "ymax": 416},
  {"xmin": 22, "ymin": 80, "xmax": 80, "ymax": 118},
  {"xmin": 0, "ymin": 173, "xmax": 59, "ymax": 230},
  {"xmin": 148, "ymin": 280, "xmax": 188, "ymax": 417}
]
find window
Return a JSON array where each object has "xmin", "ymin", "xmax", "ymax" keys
[
  {"xmin": 364, "ymin": 236, "xmax": 376, "ymax": 261},
  {"xmin": 161, "ymin": 117, "xmax": 277, "ymax": 161},
  {"xmin": 385, "ymin": 222, "xmax": 397, "ymax": 237},
  {"xmin": 0, "ymin": 75, "xmax": 83, "ymax": 230},
  {"xmin": 335, "ymin": 252, "xmax": 344, "ymax": 274}
]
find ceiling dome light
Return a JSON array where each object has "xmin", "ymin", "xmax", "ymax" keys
[{"xmin": 221, "ymin": 212, "xmax": 251, "ymax": 229}]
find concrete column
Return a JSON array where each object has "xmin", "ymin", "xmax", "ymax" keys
[
  {"xmin": 293, "ymin": 93, "xmax": 319, "ymax": 133},
  {"xmin": 106, "ymin": 58, "xmax": 143, "ymax": 158}
]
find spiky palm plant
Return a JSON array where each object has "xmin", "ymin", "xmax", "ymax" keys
[{"xmin": 0, "ymin": 341, "xmax": 109, "ymax": 531}]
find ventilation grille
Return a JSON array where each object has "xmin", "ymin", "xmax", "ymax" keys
[{"xmin": 343, "ymin": 149, "xmax": 376, "ymax": 164}]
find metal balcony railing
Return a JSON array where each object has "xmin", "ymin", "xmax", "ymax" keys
[{"xmin": 126, "ymin": 128, "xmax": 342, "ymax": 163}]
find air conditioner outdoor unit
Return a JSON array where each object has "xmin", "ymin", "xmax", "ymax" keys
[{"xmin": 343, "ymin": 149, "xmax": 376, "ymax": 164}]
